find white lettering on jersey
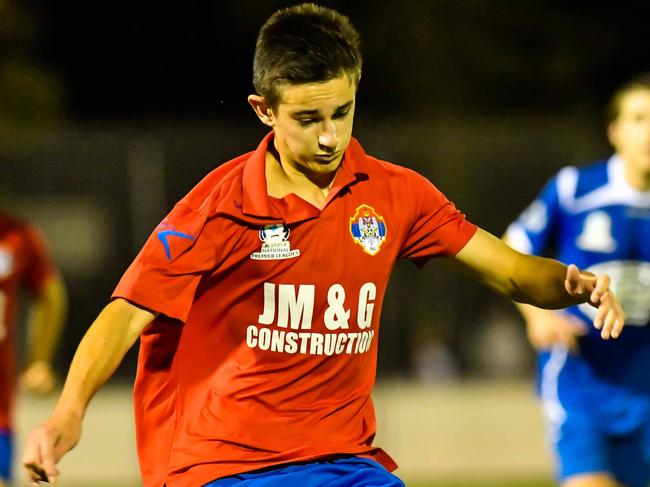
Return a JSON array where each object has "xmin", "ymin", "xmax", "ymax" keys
[
  {"xmin": 357, "ymin": 283, "xmax": 376, "ymax": 329},
  {"xmin": 324, "ymin": 284, "xmax": 350, "ymax": 330},
  {"xmin": 258, "ymin": 282, "xmax": 276, "ymax": 325},
  {"xmin": 277, "ymin": 284, "xmax": 315, "ymax": 330},
  {"xmin": 250, "ymin": 282, "xmax": 378, "ymax": 355},
  {"xmin": 246, "ymin": 325, "xmax": 375, "ymax": 356},
  {"xmin": 258, "ymin": 283, "xmax": 315, "ymax": 329}
]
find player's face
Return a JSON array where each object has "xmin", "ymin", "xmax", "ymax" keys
[
  {"xmin": 270, "ymin": 75, "xmax": 356, "ymax": 176},
  {"xmin": 608, "ymin": 88, "xmax": 650, "ymax": 177}
]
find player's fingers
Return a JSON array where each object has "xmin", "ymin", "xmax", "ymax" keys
[
  {"xmin": 592, "ymin": 291, "xmax": 614, "ymax": 330},
  {"xmin": 39, "ymin": 438, "xmax": 60, "ymax": 483},
  {"xmin": 610, "ymin": 303, "xmax": 625, "ymax": 339},
  {"xmin": 22, "ymin": 440, "xmax": 47, "ymax": 485},
  {"xmin": 598, "ymin": 308, "xmax": 616, "ymax": 339},
  {"xmin": 564, "ymin": 264, "xmax": 585, "ymax": 296},
  {"xmin": 604, "ymin": 295, "xmax": 625, "ymax": 339},
  {"xmin": 22, "ymin": 433, "xmax": 42, "ymax": 470},
  {"xmin": 590, "ymin": 274, "xmax": 611, "ymax": 304},
  {"xmin": 24, "ymin": 463, "xmax": 48, "ymax": 486},
  {"xmin": 26, "ymin": 429, "xmax": 60, "ymax": 483}
]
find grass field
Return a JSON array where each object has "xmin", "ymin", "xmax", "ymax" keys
[
  {"xmin": 412, "ymin": 482, "xmax": 554, "ymax": 487},
  {"xmin": 413, "ymin": 483, "xmax": 553, "ymax": 487},
  {"xmin": 46, "ymin": 480, "xmax": 555, "ymax": 487},
  {"xmin": 15, "ymin": 380, "xmax": 555, "ymax": 487},
  {"xmin": 42, "ymin": 481, "xmax": 555, "ymax": 487}
]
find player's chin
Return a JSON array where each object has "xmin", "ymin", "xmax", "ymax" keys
[{"xmin": 307, "ymin": 156, "xmax": 342, "ymax": 173}]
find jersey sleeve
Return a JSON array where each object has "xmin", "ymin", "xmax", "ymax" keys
[
  {"xmin": 505, "ymin": 172, "xmax": 563, "ymax": 256},
  {"xmin": 22, "ymin": 225, "xmax": 56, "ymax": 295},
  {"xmin": 398, "ymin": 173, "xmax": 477, "ymax": 265},
  {"xmin": 112, "ymin": 202, "xmax": 219, "ymax": 322}
]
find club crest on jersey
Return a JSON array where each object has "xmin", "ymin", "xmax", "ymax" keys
[
  {"xmin": 576, "ymin": 211, "xmax": 617, "ymax": 253},
  {"xmin": 349, "ymin": 204, "xmax": 387, "ymax": 256},
  {"xmin": 0, "ymin": 247, "xmax": 14, "ymax": 279},
  {"xmin": 250, "ymin": 223, "xmax": 300, "ymax": 260}
]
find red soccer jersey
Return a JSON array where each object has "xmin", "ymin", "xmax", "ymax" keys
[
  {"xmin": 113, "ymin": 133, "xmax": 477, "ymax": 487},
  {"xmin": 0, "ymin": 214, "xmax": 54, "ymax": 429}
]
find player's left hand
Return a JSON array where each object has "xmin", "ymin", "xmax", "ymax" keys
[
  {"xmin": 564, "ymin": 264, "xmax": 625, "ymax": 339},
  {"xmin": 20, "ymin": 361, "xmax": 57, "ymax": 395}
]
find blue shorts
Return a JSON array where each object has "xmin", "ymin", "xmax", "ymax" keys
[
  {"xmin": 0, "ymin": 428, "xmax": 13, "ymax": 482},
  {"xmin": 203, "ymin": 456, "xmax": 404, "ymax": 487},
  {"xmin": 555, "ymin": 420, "xmax": 650, "ymax": 487},
  {"xmin": 539, "ymin": 348, "xmax": 650, "ymax": 487}
]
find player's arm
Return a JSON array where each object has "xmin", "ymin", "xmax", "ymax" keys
[
  {"xmin": 22, "ymin": 298, "xmax": 157, "ymax": 485},
  {"xmin": 501, "ymin": 234, "xmax": 586, "ymax": 350},
  {"xmin": 21, "ymin": 274, "xmax": 67, "ymax": 395},
  {"xmin": 452, "ymin": 228, "xmax": 624, "ymax": 339}
]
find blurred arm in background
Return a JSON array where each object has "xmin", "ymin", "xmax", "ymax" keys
[{"xmin": 20, "ymin": 274, "xmax": 67, "ymax": 395}]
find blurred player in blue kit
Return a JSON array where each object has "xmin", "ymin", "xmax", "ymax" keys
[{"xmin": 505, "ymin": 74, "xmax": 650, "ymax": 487}]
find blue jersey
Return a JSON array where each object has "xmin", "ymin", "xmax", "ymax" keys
[{"xmin": 507, "ymin": 156, "xmax": 650, "ymax": 429}]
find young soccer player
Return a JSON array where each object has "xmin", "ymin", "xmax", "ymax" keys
[
  {"xmin": 23, "ymin": 4, "xmax": 625, "ymax": 487},
  {"xmin": 504, "ymin": 74, "xmax": 650, "ymax": 487},
  {"xmin": 0, "ymin": 212, "xmax": 66, "ymax": 487}
]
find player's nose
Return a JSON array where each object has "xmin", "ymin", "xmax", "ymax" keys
[{"xmin": 318, "ymin": 120, "xmax": 337, "ymax": 150}]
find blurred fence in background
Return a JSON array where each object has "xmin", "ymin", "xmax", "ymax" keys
[{"xmin": 1, "ymin": 113, "xmax": 609, "ymax": 380}]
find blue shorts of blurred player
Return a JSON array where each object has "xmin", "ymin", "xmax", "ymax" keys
[
  {"xmin": 541, "ymin": 350, "xmax": 650, "ymax": 487},
  {"xmin": 0, "ymin": 428, "xmax": 13, "ymax": 483},
  {"xmin": 555, "ymin": 410, "xmax": 650, "ymax": 487},
  {"xmin": 203, "ymin": 456, "xmax": 405, "ymax": 487}
]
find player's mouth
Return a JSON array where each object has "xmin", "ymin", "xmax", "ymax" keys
[{"xmin": 314, "ymin": 152, "xmax": 340, "ymax": 163}]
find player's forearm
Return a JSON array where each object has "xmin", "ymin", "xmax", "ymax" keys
[
  {"xmin": 53, "ymin": 299, "xmax": 153, "ymax": 419},
  {"xmin": 509, "ymin": 253, "xmax": 581, "ymax": 309},
  {"xmin": 26, "ymin": 276, "xmax": 67, "ymax": 364}
]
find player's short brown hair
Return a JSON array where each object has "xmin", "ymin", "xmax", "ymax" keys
[
  {"xmin": 253, "ymin": 3, "xmax": 362, "ymax": 109},
  {"xmin": 606, "ymin": 73, "xmax": 650, "ymax": 124}
]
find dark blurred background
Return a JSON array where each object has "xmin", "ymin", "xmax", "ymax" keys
[{"xmin": 2, "ymin": 0, "xmax": 649, "ymax": 381}]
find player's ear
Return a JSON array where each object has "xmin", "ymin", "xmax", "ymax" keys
[
  {"xmin": 248, "ymin": 95, "xmax": 275, "ymax": 128},
  {"xmin": 607, "ymin": 120, "xmax": 619, "ymax": 150}
]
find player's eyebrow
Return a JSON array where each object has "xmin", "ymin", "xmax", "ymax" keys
[{"xmin": 290, "ymin": 101, "xmax": 354, "ymax": 117}]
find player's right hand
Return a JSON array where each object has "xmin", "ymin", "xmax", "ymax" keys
[
  {"xmin": 22, "ymin": 412, "xmax": 82, "ymax": 485},
  {"xmin": 526, "ymin": 310, "xmax": 587, "ymax": 352}
]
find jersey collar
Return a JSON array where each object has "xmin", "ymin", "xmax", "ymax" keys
[
  {"xmin": 240, "ymin": 132, "xmax": 369, "ymax": 224},
  {"xmin": 609, "ymin": 155, "xmax": 650, "ymax": 199}
]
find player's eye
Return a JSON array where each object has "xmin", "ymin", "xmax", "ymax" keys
[
  {"xmin": 297, "ymin": 118, "xmax": 318, "ymax": 126},
  {"xmin": 332, "ymin": 109, "xmax": 351, "ymax": 119}
]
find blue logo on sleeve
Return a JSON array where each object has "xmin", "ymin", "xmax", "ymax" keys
[{"xmin": 157, "ymin": 227, "xmax": 195, "ymax": 260}]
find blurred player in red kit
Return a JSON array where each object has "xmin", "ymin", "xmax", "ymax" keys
[
  {"xmin": 0, "ymin": 212, "xmax": 66, "ymax": 487},
  {"xmin": 23, "ymin": 4, "xmax": 624, "ymax": 487}
]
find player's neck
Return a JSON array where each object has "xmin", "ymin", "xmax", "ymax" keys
[
  {"xmin": 265, "ymin": 148, "xmax": 336, "ymax": 209},
  {"xmin": 623, "ymin": 164, "xmax": 650, "ymax": 192}
]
